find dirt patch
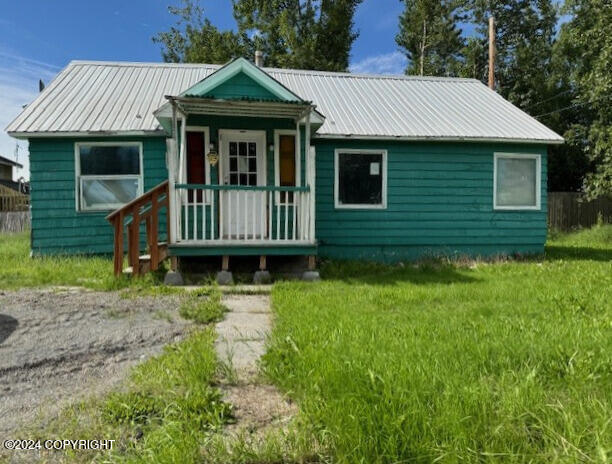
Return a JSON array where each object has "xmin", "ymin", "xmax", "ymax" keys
[
  {"xmin": 224, "ymin": 383, "xmax": 297, "ymax": 435},
  {"xmin": 0, "ymin": 288, "xmax": 190, "ymax": 435}
]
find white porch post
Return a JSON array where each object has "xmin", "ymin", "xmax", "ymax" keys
[
  {"xmin": 167, "ymin": 103, "xmax": 179, "ymax": 244},
  {"xmin": 175, "ymin": 110, "xmax": 187, "ymax": 242},
  {"xmin": 305, "ymin": 110, "xmax": 315, "ymax": 242}
]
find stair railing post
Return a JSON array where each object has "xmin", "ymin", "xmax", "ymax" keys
[
  {"xmin": 130, "ymin": 209, "xmax": 141, "ymax": 277},
  {"xmin": 151, "ymin": 190, "xmax": 160, "ymax": 270}
]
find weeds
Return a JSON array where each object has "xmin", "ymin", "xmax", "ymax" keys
[{"xmin": 180, "ymin": 287, "xmax": 228, "ymax": 324}]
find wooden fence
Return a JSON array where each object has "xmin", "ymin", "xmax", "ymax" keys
[
  {"xmin": 0, "ymin": 211, "xmax": 30, "ymax": 233},
  {"xmin": 548, "ymin": 192, "xmax": 612, "ymax": 230},
  {"xmin": 0, "ymin": 184, "xmax": 29, "ymax": 212}
]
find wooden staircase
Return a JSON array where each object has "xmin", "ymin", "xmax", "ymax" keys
[{"xmin": 106, "ymin": 181, "xmax": 171, "ymax": 277}]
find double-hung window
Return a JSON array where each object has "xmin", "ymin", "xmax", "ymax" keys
[
  {"xmin": 75, "ymin": 142, "xmax": 143, "ymax": 211},
  {"xmin": 494, "ymin": 153, "xmax": 541, "ymax": 210},
  {"xmin": 335, "ymin": 149, "xmax": 387, "ymax": 209}
]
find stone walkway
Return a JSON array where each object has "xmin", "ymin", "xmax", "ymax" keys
[
  {"xmin": 216, "ymin": 294, "xmax": 272, "ymax": 380},
  {"xmin": 215, "ymin": 294, "xmax": 297, "ymax": 436}
]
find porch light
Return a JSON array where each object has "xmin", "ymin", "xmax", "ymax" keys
[
  {"xmin": 268, "ymin": 144, "xmax": 274, "ymax": 152},
  {"xmin": 207, "ymin": 142, "xmax": 219, "ymax": 166}
]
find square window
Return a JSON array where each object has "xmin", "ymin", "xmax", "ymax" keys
[
  {"xmin": 76, "ymin": 143, "xmax": 142, "ymax": 211},
  {"xmin": 335, "ymin": 150, "xmax": 386, "ymax": 209},
  {"xmin": 494, "ymin": 154, "xmax": 540, "ymax": 209}
]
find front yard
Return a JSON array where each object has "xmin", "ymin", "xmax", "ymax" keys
[
  {"xmin": 265, "ymin": 226, "xmax": 612, "ymax": 463},
  {"xmin": 0, "ymin": 226, "xmax": 610, "ymax": 463}
]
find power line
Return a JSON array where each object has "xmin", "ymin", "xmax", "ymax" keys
[
  {"xmin": 524, "ymin": 89, "xmax": 573, "ymax": 110},
  {"xmin": 534, "ymin": 94, "xmax": 612, "ymax": 119}
]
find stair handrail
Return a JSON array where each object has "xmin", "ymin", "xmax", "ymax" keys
[{"xmin": 106, "ymin": 180, "xmax": 170, "ymax": 276}]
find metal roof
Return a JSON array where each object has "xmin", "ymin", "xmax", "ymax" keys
[{"xmin": 6, "ymin": 60, "xmax": 563, "ymax": 144}]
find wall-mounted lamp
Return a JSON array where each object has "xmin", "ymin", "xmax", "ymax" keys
[
  {"xmin": 268, "ymin": 144, "xmax": 274, "ymax": 152},
  {"xmin": 207, "ymin": 142, "xmax": 219, "ymax": 166}
]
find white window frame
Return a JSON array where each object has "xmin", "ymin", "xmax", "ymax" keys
[
  {"xmin": 274, "ymin": 129, "xmax": 301, "ymax": 203},
  {"xmin": 74, "ymin": 141, "xmax": 144, "ymax": 212},
  {"xmin": 185, "ymin": 126, "xmax": 212, "ymax": 204},
  {"xmin": 493, "ymin": 152, "xmax": 541, "ymax": 211},
  {"xmin": 334, "ymin": 149, "xmax": 387, "ymax": 210}
]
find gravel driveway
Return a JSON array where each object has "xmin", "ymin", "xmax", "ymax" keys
[{"xmin": 0, "ymin": 288, "xmax": 190, "ymax": 435}]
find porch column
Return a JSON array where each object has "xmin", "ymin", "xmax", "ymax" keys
[
  {"xmin": 168, "ymin": 103, "xmax": 179, "ymax": 244},
  {"xmin": 305, "ymin": 110, "xmax": 315, "ymax": 241}
]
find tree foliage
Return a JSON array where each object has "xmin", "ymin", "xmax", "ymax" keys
[
  {"xmin": 153, "ymin": 1, "xmax": 249, "ymax": 64},
  {"xmin": 395, "ymin": 0, "xmax": 465, "ymax": 76},
  {"xmin": 154, "ymin": 0, "xmax": 362, "ymax": 71},
  {"xmin": 555, "ymin": 0, "xmax": 612, "ymax": 198}
]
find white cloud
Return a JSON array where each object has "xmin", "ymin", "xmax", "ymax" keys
[
  {"xmin": 349, "ymin": 51, "xmax": 407, "ymax": 76},
  {"xmin": 0, "ymin": 48, "xmax": 61, "ymax": 181}
]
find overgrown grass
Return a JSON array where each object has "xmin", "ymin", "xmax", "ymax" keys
[
  {"xmin": 0, "ymin": 231, "xmax": 165, "ymax": 290},
  {"xmin": 24, "ymin": 329, "xmax": 232, "ymax": 463},
  {"xmin": 264, "ymin": 225, "xmax": 612, "ymax": 463}
]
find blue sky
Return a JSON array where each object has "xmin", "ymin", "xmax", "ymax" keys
[{"xmin": 0, "ymin": 0, "xmax": 410, "ymax": 177}]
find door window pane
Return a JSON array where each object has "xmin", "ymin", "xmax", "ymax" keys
[
  {"xmin": 495, "ymin": 156, "xmax": 538, "ymax": 208},
  {"xmin": 337, "ymin": 152, "xmax": 385, "ymax": 206}
]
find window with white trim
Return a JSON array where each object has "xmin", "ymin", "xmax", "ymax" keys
[
  {"xmin": 494, "ymin": 153, "xmax": 541, "ymax": 210},
  {"xmin": 335, "ymin": 149, "xmax": 387, "ymax": 209},
  {"xmin": 76, "ymin": 142, "xmax": 143, "ymax": 211}
]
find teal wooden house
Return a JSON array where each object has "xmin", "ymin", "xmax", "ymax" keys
[{"xmin": 6, "ymin": 57, "xmax": 563, "ymax": 277}]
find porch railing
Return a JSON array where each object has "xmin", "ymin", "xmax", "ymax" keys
[{"xmin": 174, "ymin": 184, "xmax": 313, "ymax": 244}]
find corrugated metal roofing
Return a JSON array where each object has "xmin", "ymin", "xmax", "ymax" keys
[{"xmin": 6, "ymin": 60, "xmax": 563, "ymax": 143}]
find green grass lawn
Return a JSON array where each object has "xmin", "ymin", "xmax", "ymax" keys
[
  {"xmin": 1, "ymin": 227, "xmax": 610, "ymax": 462},
  {"xmin": 264, "ymin": 226, "xmax": 612, "ymax": 463},
  {"xmin": 0, "ymin": 231, "xmax": 165, "ymax": 290}
]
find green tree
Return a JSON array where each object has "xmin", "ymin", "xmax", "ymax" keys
[
  {"xmin": 553, "ymin": 0, "xmax": 612, "ymax": 198},
  {"xmin": 153, "ymin": 0, "xmax": 248, "ymax": 64},
  {"xmin": 395, "ymin": 0, "xmax": 465, "ymax": 76},
  {"xmin": 232, "ymin": 0, "xmax": 363, "ymax": 71},
  {"xmin": 462, "ymin": 1, "xmax": 558, "ymax": 109},
  {"xmin": 155, "ymin": 0, "xmax": 363, "ymax": 72}
]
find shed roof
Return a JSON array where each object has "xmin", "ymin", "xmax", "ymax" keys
[
  {"xmin": 0, "ymin": 155, "xmax": 23, "ymax": 169},
  {"xmin": 6, "ymin": 60, "xmax": 563, "ymax": 144}
]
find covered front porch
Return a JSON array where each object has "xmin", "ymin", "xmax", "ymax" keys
[
  {"xmin": 164, "ymin": 96, "xmax": 318, "ymax": 254},
  {"xmin": 107, "ymin": 57, "xmax": 324, "ymax": 278}
]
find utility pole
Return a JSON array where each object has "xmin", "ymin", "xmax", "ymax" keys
[{"xmin": 488, "ymin": 16, "xmax": 495, "ymax": 90}]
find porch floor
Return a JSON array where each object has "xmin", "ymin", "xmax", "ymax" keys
[{"xmin": 168, "ymin": 242, "xmax": 317, "ymax": 257}]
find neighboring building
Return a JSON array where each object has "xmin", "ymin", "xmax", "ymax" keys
[
  {"xmin": 0, "ymin": 155, "xmax": 28, "ymax": 193},
  {"xmin": 6, "ymin": 57, "xmax": 563, "ymax": 271}
]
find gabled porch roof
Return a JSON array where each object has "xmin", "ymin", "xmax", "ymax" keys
[{"xmin": 154, "ymin": 57, "xmax": 325, "ymax": 133}]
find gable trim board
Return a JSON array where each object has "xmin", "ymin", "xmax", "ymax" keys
[{"xmin": 181, "ymin": 58, "xmax": 305, "ymax": 103}]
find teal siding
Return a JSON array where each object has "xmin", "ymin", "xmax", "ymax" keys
[
  {"xmin": 314, "ymin": 140, "xmax": 548, "ymax": 262},
  {"xmin": 29, "ymin": 137, "xmax": 168, "ymax": 255},
  {"xmin": 29, "ymin": 130, "xmax": 548, "ymax": 261},
  {"xmin": 202, "ymin": 73, "xmax": 280, "ymax": 101}
]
